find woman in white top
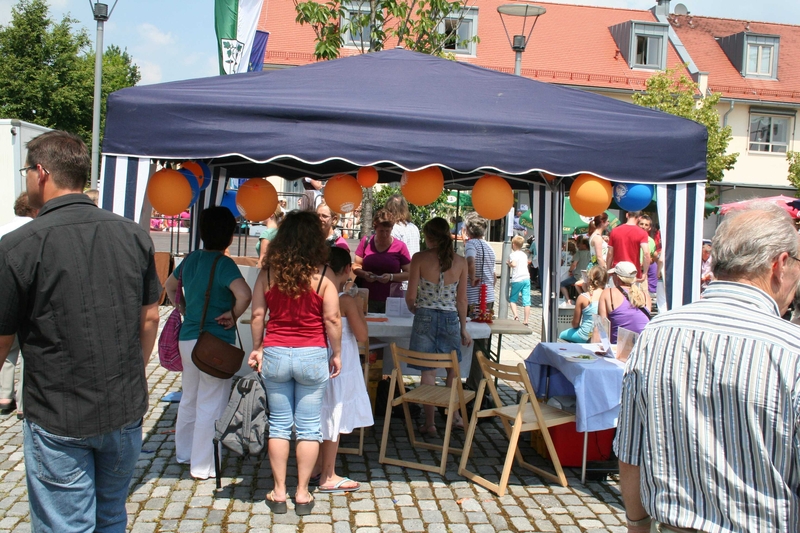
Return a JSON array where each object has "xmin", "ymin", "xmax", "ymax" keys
[
  {"xmin": 586, "ymin": 213, "xmax": 610, "ymax": 269},
  {"xmin": 385, "ymin": 195, "xmax": 420, "ymax": 290}
]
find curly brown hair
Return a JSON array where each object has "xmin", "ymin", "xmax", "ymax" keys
[
  {"xmin": 264, "ymin": 210, "xmax": 329, "ymax": 298},
  {"xmin": 372, "ymin": 208, "xmax": 394, "ymax": 227}
]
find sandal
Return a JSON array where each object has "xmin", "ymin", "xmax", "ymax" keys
[
  {"xmin": 513, "ymin": 316, "xmax": 519, "ymax": 321},
  {"xmin": 417, "ymin": 424, "xmax": 438, "ymax": 437},
  {"xmin": 265, "ymin": 490, "xmax": 287, "ymax": 514},
  {"xmin": 317, "ymin": 477, "xmax": 360, "ymax": 493},
  {"xmin": 294, "ymin": 494, "xmax": 315, "ymax": 516}
]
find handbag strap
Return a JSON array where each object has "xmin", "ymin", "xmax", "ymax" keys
[
  {"xmin": 197, "ymin": 253, "xmax": 245, "ymax": 348},
  {"xmin": 198, "ymin": 254, "xmax": 224, "ymax": 335}
]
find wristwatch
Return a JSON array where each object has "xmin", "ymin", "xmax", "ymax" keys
[{"xmin": 390, "ymin": 273, "xmax": 394, "ymax": 281}]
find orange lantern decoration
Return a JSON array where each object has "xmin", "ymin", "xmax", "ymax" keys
[
  {"xmin": 236, "ymin": 178, "xmax": 278, "ymax": 222},
  {"xmin": 324, "ymin": 174, "xmax": 363, "ymax": 214},
  {"xmin": 569, "ymin": 173, "xmax": 613, "ymax": 217},
  {"xmin": 356, "ymin": 166, "xmax": 379, "ymax": 188},
  {"xmin": 472, "ymin": 174, "xmax": 514, "ymax": 220},
  {"xmin": 180, "ymin": 161, "xmax": 205, "ymax": 188},
  {"xmin": 147, "ymin": 168, "xmax": 193, "ymax": 216},
  {"xmin": 401, "ymin": 167, "xmax": 444, "ymax": 206}
]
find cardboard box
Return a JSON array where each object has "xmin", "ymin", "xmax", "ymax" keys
[{"xmin": 531, "ymin": 422, "xmax": 615, "ymax": 467}]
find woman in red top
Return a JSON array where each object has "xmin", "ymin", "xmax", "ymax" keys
[{"xmin": 249, "ymin": 211, "xmax": 342, "ymax": 515}]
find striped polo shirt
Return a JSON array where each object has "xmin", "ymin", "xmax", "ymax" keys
[{"xmin": 614, "ymin": 281, "xmax": 800, "ymax": 533}]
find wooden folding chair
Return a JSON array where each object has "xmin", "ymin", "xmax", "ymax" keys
[
  {"xmin": 337, "ymin": 341, "xmax": 370, "ymax": 456},
  {"xmin": 458, "ymin": 352, "xmax": 576, "ymax": 495},
  {"xmin": 378, "ymin": 343, "xmax": 476, "ymax": 475}
]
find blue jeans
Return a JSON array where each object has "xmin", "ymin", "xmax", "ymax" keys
[
  {"xmin": 23, "ymin": 418, "xmax": 142, "ymax": 533},
  {"xmin": 261, "ymin": 346, "xmax": 329, "ymax": 442},
  {"xmin": 408, "ymin": 307, "xmax": 462, "ymax": 370}
]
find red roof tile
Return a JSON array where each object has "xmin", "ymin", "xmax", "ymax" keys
[{"xmin": 671, "ymin": 15, "xmax": 800, "ymax": 103}]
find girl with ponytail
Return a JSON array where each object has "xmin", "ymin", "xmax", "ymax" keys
[{"xmin": 405, "ymin": 217, "xmax": 471, "ymax": 435}]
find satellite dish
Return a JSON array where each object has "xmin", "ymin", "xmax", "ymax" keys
[{"xmin": 674, "ymin": 3, "xmax": 689, "ymax": 15}]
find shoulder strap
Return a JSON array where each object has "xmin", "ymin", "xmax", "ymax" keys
[
  {"xmin": 316, "ymin": 265, "xmax": 328, "ymax": 294},
  {"xmin": 198, "ymin": 254, "xmax": 223, "ymax": 335}
]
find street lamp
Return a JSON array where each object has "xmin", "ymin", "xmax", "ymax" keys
[
  {"xmin": 497, "ymin": 3, "xmax": 546, "ymax": 76},
  {"xmin": 89, "ymin": 0, "xmax": 119, "ymax": 190},
  {"xmin": 496, "ymin": 4, "xmax": 545, "ymax": 320}
]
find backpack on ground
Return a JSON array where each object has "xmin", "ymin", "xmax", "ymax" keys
[{"xmin": 213, "ymin": 371, "xmax": 269, "ymax": 489}]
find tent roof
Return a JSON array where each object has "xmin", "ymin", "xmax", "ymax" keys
[{"xmin": 103, "ymin": 49, "xmax": 707, "ymax": 187}]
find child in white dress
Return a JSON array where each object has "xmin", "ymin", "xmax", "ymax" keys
[{"xmin": 312, "ymin": 246, "xmax": 373, "ymax": 492}]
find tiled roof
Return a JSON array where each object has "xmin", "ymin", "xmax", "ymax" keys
[
  {"xmin": 464, "ymin": 1, "xmax": 691, "ymax": 91},
  {"xmin": 671, "ymin": 15, "xmax": 800, "ymax": 103}
]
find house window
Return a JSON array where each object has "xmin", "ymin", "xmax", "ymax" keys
[
  {"xmin": 342, "ymin": 2, "xmax": 372, "ymax": 48},
  {"xmin": 749, "ymin": 114, "xmax": 789, "ymax": 153},
  {"xmin": 746, "ymin": 43, "xmax": 773, "ymax": 76},
  {"xmin": 635, "ymin": 35, "xmax": 662, "ymax": 68},
  {"xmin": 441, "ymin": 9, "xmax": 478, "ymax": 55}
]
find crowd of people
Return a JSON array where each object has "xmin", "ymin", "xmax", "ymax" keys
[{"xmin": 3, "ymin": 131, "xmax": 800, "ymax": 532}]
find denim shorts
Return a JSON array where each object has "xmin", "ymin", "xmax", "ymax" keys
[
  {"xmin": 261, "ymin": 346, "xmax": 329, "ymax": 442},
  {"xmin": 408, "ymin": 308, "xmax": 462, "ymax": 371}
]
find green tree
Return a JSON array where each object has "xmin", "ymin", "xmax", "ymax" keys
[
  {"xmin": 788, "ymin": 151, "xmax": 800, "ymax": 196},
  {"xmin": 372, "ymin": 184, "xmax": 458, "ymax": 249},
  {"xmin": 633, "ymin": 67, "xmax": 737, "ymax": 202},
  {"xmin": 294, "ymin": 0, "xmax": 479, "ymax": 60},
  {"xmin": 0, "ymin": 0, "xmax": 139, "ymax": 145}
]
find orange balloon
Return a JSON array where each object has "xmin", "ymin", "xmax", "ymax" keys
[
  {"xmin": 541, "ymin": 171, "xmax": 557, "ymax": 182},
  {"xmin": 236, "ymin": 178, "xmax": 278, "ymax": 222},
  {"xmin": 180, "ymin": 162, "xmax": 204, "ymax": 188},
  {"xmin": 324, "ymin": 174, "xmax": 363, "ymax": 214},
  {"xmin": 147, "ymin": 168, "xmax": 193, "ymax": 216},
  {"xmin": 472, "ymin": 174, "xmax": 514, "ymax": 220},
  {"xmin": 401, "ymin": 167, "xmax": 444, "ymax": 206},
  {"xmin": 356, "ymin": 166, "xmax": 379, "ymax": 188},
  {"xmin": 569, "ymin": 174, "xmax": 613, "ymax": 217}
]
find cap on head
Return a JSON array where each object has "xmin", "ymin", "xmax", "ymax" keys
[{"xmin": 609, "ymin": 261, "xmax": 637, "ymax": 279}]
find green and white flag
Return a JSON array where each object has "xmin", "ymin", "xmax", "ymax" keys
[{"xmin": 215, "ymin": 0, "xmax": 265, "ymax": 75}]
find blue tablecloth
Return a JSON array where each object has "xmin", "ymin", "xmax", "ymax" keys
[{"xmin": 525, "ymin": 343, "xmax": 624, "ymax": 433}]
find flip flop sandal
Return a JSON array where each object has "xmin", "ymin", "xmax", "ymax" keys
[
  {"xmin": 265, "ymin": 490, "xmax": 287, "ymax": 514},
  {"xmin": 417, "ymin": 424, "xmax": 438, "ymax": 437},
  {"xmin": 294, "ymin": 495, "xmax": 315, "ymax": 516},
  {"xmin": 317, "ymin": 477, "xmax": 361, "ymax": 493}
]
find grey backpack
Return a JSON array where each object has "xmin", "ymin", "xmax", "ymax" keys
[{"xmin": 213, "ymin": 371, "xmax": 269, "ymax": 489}]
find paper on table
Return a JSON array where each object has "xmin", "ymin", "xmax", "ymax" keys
[
  {"xmin": 616, "ymin": 327, "xmax": 639, "ymax": 363},
  {"xmin": 386, "ymin": 297, "xmax": 413, "ymax": 318},
  {"xmin": 591, "ymin": 315, "xmax": 614, "ymax": 357}
]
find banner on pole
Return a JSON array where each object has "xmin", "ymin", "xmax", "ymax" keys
[{"xmin": 215, "ymin": 0, "xmax": 265, "ymax": 75}]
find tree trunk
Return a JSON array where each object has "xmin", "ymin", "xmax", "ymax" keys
[{"xmin": 360, "ymin": 187, "xmax": 373, "ymax": 240}]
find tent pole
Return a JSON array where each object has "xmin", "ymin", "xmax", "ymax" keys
[
  {"xmin": 497, "ymin": 207, "xmax": 513, "ymax": 320},
  {"xmin": 547, "ymin": 181, "xmax": 564, "ymax": 342}
]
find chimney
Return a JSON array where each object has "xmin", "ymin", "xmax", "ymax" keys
[{"xmin": 652, "ymin": 0, "xmax": 671, "ymax": 19}]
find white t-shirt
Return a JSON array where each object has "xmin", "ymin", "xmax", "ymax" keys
[{"xmin": 509, "ymin": 249, "xmax": 529, "ymax": 283}]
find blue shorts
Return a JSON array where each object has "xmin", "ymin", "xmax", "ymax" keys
[
  {"xmin": 509, "ymin": 279, "xmax": 531, "ymax": 307},
  {"xmin": 408, "ymin": 307, "xmax": 462, "ymax": 371}
]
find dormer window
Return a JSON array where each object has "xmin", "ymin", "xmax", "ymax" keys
[
  {"xmin": 718, "ymin": 32, "xmax": 779, "ymax": 80},
  {"xmin": 609, "ymin": 21, "xmax": 669, "ymax": 70}
]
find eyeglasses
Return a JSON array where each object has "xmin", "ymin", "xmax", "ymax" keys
[
  {"xmin": 789, "ymin": 254, "xmax": 800, "ymax": 264},
  {"xmin": 19, "ymin": 165, "xmax": 49, "ymax": 178}
]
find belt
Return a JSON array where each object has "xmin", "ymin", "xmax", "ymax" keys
[{"xmin": 654, "ymin": 522, "xmax": 700, "ymax": 533}]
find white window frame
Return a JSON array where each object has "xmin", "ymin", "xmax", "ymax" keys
[
  {"xmin": 748, "ymin": 114, "xmax": 790, "ymax": 154},
  {"xmin": 634, "ymin": 34, "xmax": 662, "ymax": 68},
  {"xmin": 630, "ymin": 22, "xmax": 668, "ymax": 70},
  {"xmin": 342, "ymin": 1, "xmax": 372, "ymax": 49},
  {"xmin": 743, "ymin": 34, "xmax": 779, "ymax": 80},
  {"xmin": 439, "ymin": 8, "xmax": 478, "ymax": 56}
]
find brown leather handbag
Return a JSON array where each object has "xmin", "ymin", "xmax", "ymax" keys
[{"xmin": 191, "ymin": 254, "xmax": 245, "ymax": 379}]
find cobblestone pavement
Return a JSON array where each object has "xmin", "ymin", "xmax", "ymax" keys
[{"xmin": 0, "ymin": 289, "xmax": 627, "ymax": 532}]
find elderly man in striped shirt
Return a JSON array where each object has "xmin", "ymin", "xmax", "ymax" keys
[{"xmin": 614, "ymin": 204, "xmax": 800, "ymax": 533}]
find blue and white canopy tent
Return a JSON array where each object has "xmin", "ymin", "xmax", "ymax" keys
[{"xmin": 101, "ymin": 49, "xmax": 707, "ymax": 341}]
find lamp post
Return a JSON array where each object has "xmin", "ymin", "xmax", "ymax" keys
[
  {"xmin": 497, "ymin": 3, "xmax": 546, "ymax": 76},
  {"xmin": 495, "ymin": 3, "xmax": 545, "ymax": 321},
  {"xmin": 89, "ymin": 1, "xmax": 119, "ymax": 190}
]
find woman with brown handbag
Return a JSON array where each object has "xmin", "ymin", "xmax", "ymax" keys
[
  {"xmin": 248, "ymin": 210, "xmax": 342, "ymax": 515},
  {"xmin": 165, "ymin": 207, "xmax": 252, "ymax": 480}
]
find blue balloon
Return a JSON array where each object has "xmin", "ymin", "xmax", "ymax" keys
[
  {"xmin": 197, "ymin": 162, "xmax": 212, "ymax": 191},
  {"xmin": 178, "ymin": 168, "xmax": 200, "ymax": 206},
  {"xmin": 220, "ymin": 190, "xmax": 241, "ymax": 217},
  {"xmin": 613, "ymin": 183, "xmax": 653, "ymax": 212}
]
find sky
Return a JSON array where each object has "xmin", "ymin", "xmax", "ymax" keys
[{"xmin": 0, "ymin": 0, "xmax": 798, "ymax": 86}]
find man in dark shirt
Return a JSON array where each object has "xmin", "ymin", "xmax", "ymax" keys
[{"xmin": 0, "ymin": 131, "xmax": 162, "ymax": 532}]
